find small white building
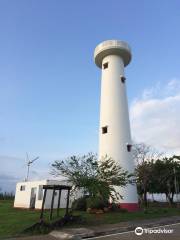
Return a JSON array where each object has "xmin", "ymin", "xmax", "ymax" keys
[{"xmin": 14, "ymin": 179, "xmax": 74, "ymax": 209}]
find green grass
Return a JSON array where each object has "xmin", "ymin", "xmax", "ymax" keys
[
  {"xmin": 0, "ymin": 200, "xmax": 65, "ymax": 239},
  {"xmin": 0, "ymin": 200, "xmax": 180, "ymax": 239},
  {"xmin": 72, "ymin": 207, "xmax": 180, "ymax": 226}
]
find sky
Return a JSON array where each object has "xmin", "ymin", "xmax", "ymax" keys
[{"xmin": 0, "ymin": 0, "xmax": 180, "ymax": 192}]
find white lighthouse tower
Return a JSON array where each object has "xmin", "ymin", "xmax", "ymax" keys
[{"xmin": 94, "ymin": 40, "xmax": 138, "ymax": 212}]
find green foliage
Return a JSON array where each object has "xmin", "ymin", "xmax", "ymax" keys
[
  {"xmin": 71, "ymin": 197, "xmax": 87, "ymax": 211},
  {"xmin": 109, "ymin": 203, "xmax": 128, "ymax": 213},
  {"xmin": 109, "ymin": 202, "xmax": 119, "ymax": 212},
  {"xmin": 133, "ymin": 142, "xmax": 162, "ymax": 207},
  {"xmin": 86, "ymin": 197, "xmax": 108, "ymax": 210},
  {"xmin": 135, "ymin": 160, "xmax": 154, "ymax": 206},
  {"xmin": 149, "ymin": 156, "xmax": 180, "ymax": 205},
  {"xmin": 51, "ymin": 153, "xmax": 133, "ymax": 202},
  {"xmin": 134, "ymin": 142, "xmax": 180, "ymax": 207},
  {"xmin": 135, "ymin": 149, "xmax": 180, "ymax": 207}
]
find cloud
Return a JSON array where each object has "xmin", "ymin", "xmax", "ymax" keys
[
  {"xmin": 0, "ymin": 174, "xmax": 19, "ymax": 193},
  {"xmin": 130, "ymin": 79, "xmax": 180, "ymax": 154},
  {"xmin": 0, "ymin": 174, "xmax": 18, "ymax": 181},
  {"xmin": 0, "ymin": 155, "xmax": 52, "ymax": 192}
]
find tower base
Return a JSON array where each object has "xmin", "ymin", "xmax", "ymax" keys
[{"xmin": 119, "ymin": 203, "xmax": 139, "ymax": 212}]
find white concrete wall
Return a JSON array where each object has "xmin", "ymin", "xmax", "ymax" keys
[
  {"xmin": 14, "ymin": 179, "xmax": 83, "ymax": 209},
  {"xmin": 99, "ymin": 54, "xmax": 138, "ymax": 203},
  {"xmin": 14, "ymin": 183, "xmax": 30, "ymax": 208},
  {"xmin": 147, "ymin": 193, "xmax": 180, "ymax": 202},
  {"xmin": 14, "ymin": 180, "xmax": 47, "ymax": 208}
]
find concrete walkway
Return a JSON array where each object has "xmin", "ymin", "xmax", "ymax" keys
[
  {"xmin": 86, "ymin": 215, "xmax": 180, "ymax": 236},
  {"xmin": 8, "ymin": 215, "xmax": 180, "ymax": 240},
  {"xmin": 7, "ymin": 236, "xmax": 57, "ymax": 240}
]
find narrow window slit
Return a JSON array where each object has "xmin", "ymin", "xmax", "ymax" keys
[
  {"xmin": 103, "ymin": 62, "xmax": 108, "ymax": 69},
  {"xmin": 121, "ymin": 76, "xmax": 126, "ymax": 83},
  {"xmin": 102, "ymin": 126, "xmax": 108, "ymax": 134},
  {"xmin": 127, "ymin": 144, "xmax": 132, "ymax": 152},
  {"xmin": 20, "ymin": 185, "xmax": 25, "ymax": 191}
]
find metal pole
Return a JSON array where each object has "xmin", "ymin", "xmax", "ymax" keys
[
  {"xmin": 50, "ymin": 188, "xmax": 55, "ymax": 220},
  {"xmin": 26, "ymin": 164, "xmax": 30, "ymax": 181},
  {"xmin": 65, "ymin": 189, "xmax": 70, "ymax": 216},
  {"xmin": 57, "ymin": 189, "xmax": 61, "ymax": 217},
  {"xmin": 40, "ymin": 188, "xmax": 47, "ymax": 221}
]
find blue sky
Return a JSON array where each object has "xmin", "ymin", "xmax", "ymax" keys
[{"xmin": 0, "ymin": 0, "xmax": 180, "ymax": 191}]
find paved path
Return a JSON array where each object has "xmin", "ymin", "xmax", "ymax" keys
[
  {"xmin": 9, "ymin": 223, "xmax": 180, "ymax": 240},
  {"xmin": 87, "ymin": 223, "xmax": 180, "ymax": 240},
  {"xmin": 8, "ymin": 236, "xmax": 57, "ymax": 240},
  {"xmin": 7, "ymin": 216, "xmax": 180, "ymax": 240}
]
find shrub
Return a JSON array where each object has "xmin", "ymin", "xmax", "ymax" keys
[
  {"xmin": 86, "ymin": 197, "xmax": 108, "ymax": 210},
  {"xmin": 118, "ymin": 208, "xmax": 128, "ymax": 213},
  {"xmin": 109, "ymin": 202, "xmax": 119, "ymax": 212},
  {"xmin": 71, "ymin": 196, "xmax": 87, "ymax": 211},
  {"xmin": 109, "ymin": 203, "xmax": 128, "ymax": 213}
]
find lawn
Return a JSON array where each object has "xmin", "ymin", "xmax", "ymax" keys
[
  {"xmin": 0, "ymin": 200, "xmax": 66, "ymax": 239},
  {"xmin": 0, "ymin": 200, "xmax": 180, "ymax": 239}
]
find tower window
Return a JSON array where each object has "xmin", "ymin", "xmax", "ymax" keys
[
  {"xmin": 127, "ymin": 144, "xmax": 132, "ymax": 152},
  {"xmin": 121, "ymin": 76, "xmax": 126, "ymax": 83},
  {"xmin": 102, "ymin": 126, "xmax": 108, "ymax": 134},
  {"xmin": 103, "ymin": 62, "xmax": 108, "ymax": 69},
  {"xmin": 20, "ymin": 185, "xmax": 25, "ymax": 191}
]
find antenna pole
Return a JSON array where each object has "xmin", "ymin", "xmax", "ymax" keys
[
  {"xmin": 25, "ymin": 153, "xmax": 39, "ymax": 182},
  {"xmin": 26, "ymin": 163, "xmax": 30, "ymax": 181}
]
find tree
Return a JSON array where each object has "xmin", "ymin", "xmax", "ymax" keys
[
  {"xmin": 133, "ymin": 143, "xmax": 163, "ymax": 207},
  {"xmin": 133, "ymin": 142, "xmax": 163, "ymax": 165},
  {"xmin": 150, "ymin": 156, "xmax": 180, "ymax": 206},
  {"xmin": 135, "ymin": 160, "xmax": 153, "ymax": 207},
  {"xmin": 51, "ymin": 153, "xmax": 133, "ymax": 203},
  {"xmin": 134, "ymin": 143, "xmax": 180, "ymax": 207}
]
